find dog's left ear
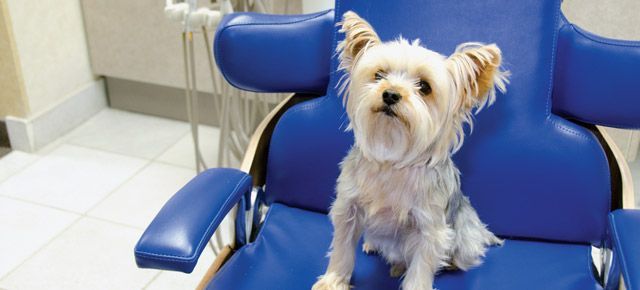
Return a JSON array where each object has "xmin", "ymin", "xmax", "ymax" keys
[
  {"xmin": 446, "ymin": 43, "xmax": 509, "ymax": 112},
  {"xmin": 338, "ymin": 11, "xmax": 381, "ymax": 71}
]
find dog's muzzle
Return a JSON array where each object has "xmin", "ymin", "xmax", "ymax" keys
[{"xmin": 381, "ymin": 105, "xmax": 397, "ymax": 117}]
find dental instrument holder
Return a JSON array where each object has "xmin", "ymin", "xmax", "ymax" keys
[{"xmin": 165, "ymin": 0, "xmax": 227, "ymax": 254}]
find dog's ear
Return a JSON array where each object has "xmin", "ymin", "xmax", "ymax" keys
[
  {"xmin": 338, "ymin": 11, "xmax": 381, "ymax": 71},
  {"xmin": 446, "ymin": 43, "xmax": 509, "ymax": 112}
]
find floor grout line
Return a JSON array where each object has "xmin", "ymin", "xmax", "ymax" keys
[
  {"xmin": 0, "ymin": 216, "xmax": 83, "ymax": 282},
  {"xmin": 62, "ymin": 142, "xmax": 155, "ymax": 162},
  {"xmin": 0, "ymin": 110, "xmax": 221, "ymax": 288},
  {"xmin": 142, "ymin": 271, "xmax": 164, "ymax": 290},
  {"xmin": 0, "ymin": 195, "xmax": 84, "ymax": 216},
  {"xmin": 152, "ymin": 159, "xmax": 199, "ymax": 171},
  {"xmin": 0, "ymin": 153, "xmax": 42, "ymax": 189},
  {"xmin": 83, "ymin": 160, "xmax": 154, "ymax": 214},
  {"xmin": 82, "ymin": 215, "xmax": 146, "ymax": 231}
]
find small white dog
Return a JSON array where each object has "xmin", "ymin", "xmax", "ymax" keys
[{"xmin": 312, "ymin": 11, "xmax": 508, "ymax": 290}]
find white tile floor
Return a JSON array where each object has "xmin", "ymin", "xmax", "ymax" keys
[
  {"xmin": 0, "ymin": 108, "xmax": 639, "ymax": 290},
  {"xmin": 0, "ymin": 109, "xmax": 221, "ymax": 290}
]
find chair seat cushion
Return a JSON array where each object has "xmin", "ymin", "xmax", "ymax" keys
[{"xmin": 207, "ymin": 203, "xmax": 602, "ymax": 290}]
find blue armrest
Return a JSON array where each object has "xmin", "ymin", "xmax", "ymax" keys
[
  {"xmin": 609, "ymin": 209, "xmax": 640, "ymax": 290},
  {"xmin": 214, "ymin": 9, "xmax": 334, "ymax": 94},
  {"xmin": 134, "ymin": 168, "xmax": 252, "ymax": 273},
  {"xmin": 554, "ymin": 19, "xmax": 640, "ymax": 129}
]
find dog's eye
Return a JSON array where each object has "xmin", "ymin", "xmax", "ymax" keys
[
  {"xmin": 374, "ymin": 71, "xmax": 385, "ymax": 81},
  {"xmin": 419, "ymin": 80, "xmax": 432, "ymax": 95}
]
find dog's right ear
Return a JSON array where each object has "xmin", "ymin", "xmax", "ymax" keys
[{"xmin": 337, "ymin": 11, "xmax": 381, "ymax": 71}]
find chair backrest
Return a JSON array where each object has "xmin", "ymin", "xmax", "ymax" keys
[{"xmin": 264, "ymin": 0, "xmax": 611, "ymax": 245}]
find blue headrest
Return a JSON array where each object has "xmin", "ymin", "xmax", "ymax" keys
[
  {"xmin": 554, "ymin": 14, "xmax": 640, "ymax": 129},
  {"xmin": 266, "ymin": 0, "xmax": 611, "ymax": 245},
  {"xmin": 215, "ymin": 10, "xmax": 334, "ymax": 94}
]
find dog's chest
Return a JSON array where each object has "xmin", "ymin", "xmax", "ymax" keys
[
  {"xmin": 354, "ymin": 166, "xmax": 425, "ymax": 231},
  {"xmin": 361, "ymin": 202, "xmax": 415, "ymax": 234},
  {"xmin": 344, "ymin": 156, "xmax": 454, "ymax": 232}
]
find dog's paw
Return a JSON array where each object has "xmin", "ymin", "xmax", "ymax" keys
[
  {"xmin": 389, "ymin": 264, "xmax": 406, "ymax": 277},
  {"xmin": 452, "ymin": 254, "xmax": 482, "ymax": 271},
  {"xmin": 362, "ymin": 242, "xmax": 376, "ymax": 255},
  {"xmin": 311, "ymin": 273, "xmax": 351, "ymax": 290}
]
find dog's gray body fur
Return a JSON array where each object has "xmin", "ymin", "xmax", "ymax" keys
[{"xmin": 328, "ymin": 149, "xmax": 501, "ymax": 290}]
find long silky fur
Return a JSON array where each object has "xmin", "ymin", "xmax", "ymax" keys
[
  {"xmin": 313, "ymin": 11, "xmax": 508, "ymax": 290},
  {"xmin": 336, "ymin": 11, "xmax": 381, "ymax": 108}
]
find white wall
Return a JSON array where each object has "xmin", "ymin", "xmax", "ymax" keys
[
  {"xmin": 6, "ymin": 0, "xmax": 96, "ymax": 116},
  {"xmin": 302, "ymin": 0, "xmax": 333, "ymax": 13}
]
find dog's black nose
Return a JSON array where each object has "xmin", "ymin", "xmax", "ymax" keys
[{"xmin": 382, "ymin": 90, "xmax": 401, "ymax": 105}]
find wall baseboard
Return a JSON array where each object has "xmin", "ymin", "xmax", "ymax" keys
[
  {"xmin": 107, "ymin": 77, "xmax": 219, "ymax": 127},
  {"xmin": 5, "ymin": 79, "xmax": 107, "ymax": 152}
]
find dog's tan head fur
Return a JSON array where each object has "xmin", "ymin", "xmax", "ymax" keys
[{"xmin": 338, "ymin": 11, "xmax": 509, "ymax": 167}]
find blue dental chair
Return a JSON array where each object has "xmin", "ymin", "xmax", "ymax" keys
[{"xmin": 134, "ymin": 1, "xmax": 640, "ymax": 289}]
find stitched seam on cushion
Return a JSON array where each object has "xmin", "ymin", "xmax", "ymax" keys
[
  {"xmin": 572, "ymin": 25, "xmax": 640, "ymax": 48},
  {"xmin": 209, "ymin": 203, "xmax": 280, "ymax": 284},
  {"xmin": 190, "ymin": 173, "xmax": 251, "ymax": 259},
  {"xmin": 548, "ymin": 2, "xmax": 612, "ymax": 243},
  {"xmin": 547, "ymin": 115, "xmax": 612, "ymax": 244},
  {"xmin": 265, "ymin": 96, "xmax": 330, "ymax": 200},
  {"xmin": 264, "ymin": 3, "xmax": 341, "ymax": 195},
  {"xmin": 554, "ymin": 109, "xmax": 640, "ymax": 130},
  {"xmin": 555, "ymin": 23, "xmax": 640, "ymax": 130},
  {"xmin": 215, "ymin": 10, "xmax": 333, "ymax": 92},
  {"xmin": 136, "ymin": 173, "xmax": 250, "ymax": 262},
  {"xmin": 559, "ymin": 11, "xmax": 569, "ymax": 29},
  {"xmin": 269, "ymin": 97, "xmax": 328, "ymax": 143},
  {"xmin": 545, "ymin": 0, "xmax": 562, "ymax": 116},
  {"xmin": 548, "ymin": 117, "xmax": 590, "ymax": 140},
  {"xmin": 135, "ymin": 252, "xmax": 197, "ymax": 263},
  {"xmin": 224, "ymin": 10, "xmax": 332, "ymax": 29}
]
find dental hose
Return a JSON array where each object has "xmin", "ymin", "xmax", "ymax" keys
[
  {"xmin": 202, "ymin": 26, "xmax": 230, "ymax": 252},
  {"xmin": 182, "ymin": 31, "xmax": 208, "ymax": 174},
  {"xmin": 182, "ymin": 30, "xmax": 220, "ymax": 255}
]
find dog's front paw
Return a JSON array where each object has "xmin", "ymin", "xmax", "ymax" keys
[{"xmin": 311, "ymin": 272, "xmax": 351, "ymax": 290}]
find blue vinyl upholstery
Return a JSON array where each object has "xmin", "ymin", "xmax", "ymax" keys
[
  {"xmin": 264, "ymin": 0, "xmax": 610, "ymax": 245},
  {"xmin": 134, "ymin": 0, "xmax": 640, "ymax": 288},
  {"xmin": 207, "ymin": 203, "xmax": 602, "ymax": 290},
  {"xmin": 214, "ymin": 10, "xmax": 334, "ymax": 94},
  {"xmin": 554, "ymin": 15, "xmax": 640, "ymax": 129},
  {"xmin": 609, "ymin": 210, "xmax": 640, "ymax": 290},
  {"xmin": 135, "ymin": 168, "xmax": 251, "ymax": 273}
]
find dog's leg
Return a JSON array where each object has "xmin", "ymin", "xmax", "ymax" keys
[
  {"xmin": 448, "ymin": 194, "xmax": 503, "ymax": 270},
  {"xmin": 312, "ymin": 197, "xmax": 363, "ymax": 290},
  {"xmin": 402, "ymin": 218, "xmax": 453, "ymax": 290}
]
